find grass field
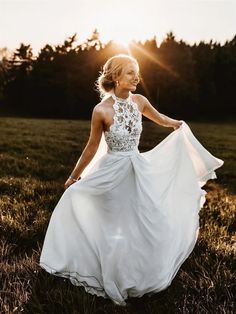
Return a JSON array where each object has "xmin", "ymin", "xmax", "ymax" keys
[{"xmin": 0, "ymin": 117, "xmax": 235, "ymax": 314}]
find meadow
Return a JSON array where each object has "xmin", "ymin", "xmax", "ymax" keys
[{"xmin": 0, "ymin": 117, "xmax": 235, "ymax": 314}]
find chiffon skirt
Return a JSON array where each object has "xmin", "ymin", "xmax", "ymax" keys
[{"xmin": 39, "ymin": 121, "xmax": 224, "ymax": 306}]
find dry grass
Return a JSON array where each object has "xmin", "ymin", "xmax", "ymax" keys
[{"xmin": 0, "ymin": 117, "xmax": 235, "ymax": 314}]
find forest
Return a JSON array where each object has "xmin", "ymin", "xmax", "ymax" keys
[{"xmin": 0, "ymin": 30, "xmax": 235, "ymax": 120}]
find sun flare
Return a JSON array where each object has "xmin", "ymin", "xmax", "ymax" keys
[{"xmin": 112, "ymin": 36, "xmax": 133, "ymax": 49}]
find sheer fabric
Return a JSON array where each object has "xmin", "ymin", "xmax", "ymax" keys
[{"xmin": 40, "ymin": 92, "xmax": 224, "ymax": 306}]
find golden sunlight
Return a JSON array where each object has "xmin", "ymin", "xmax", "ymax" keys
[
  {"xmin": 112, "ymin": 36, "xmax": 133, "ymax": 49},
  {"xmin": 0, "ymin": 0, "xmax": 234, "ymax": 54}
]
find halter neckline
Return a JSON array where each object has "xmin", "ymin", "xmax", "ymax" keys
[{"xmin": 111, "ymin": 91, "xmax": 132, "ymax": 102}]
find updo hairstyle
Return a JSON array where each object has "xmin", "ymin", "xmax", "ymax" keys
[{"xmin": 95, "ymin": 54, "xmax": 139, "ymax": 100}]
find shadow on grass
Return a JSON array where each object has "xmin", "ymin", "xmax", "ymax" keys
[{"xmin": 20, "ymin": 239, "xmax": 235, "ymax": 314}]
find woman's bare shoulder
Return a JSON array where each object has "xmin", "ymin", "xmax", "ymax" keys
[
  {"xmin": 131, "ymin": 93, "xmax": 147, "ymax": 112},
  {"xmin": 94, "ymin": 97, "xmax": 113, "ymax": 112},
  {"xmin": 132, "ymin": 93, "xmax": 147, "ymax": 101},
  {"xmin": 92, "ymin": 97, "xmax": 113, "ymax": 123}
]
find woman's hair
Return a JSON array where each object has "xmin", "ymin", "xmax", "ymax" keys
[{"xmin": 95, "ymin": 54, "xmax": 139, "ymax": 100}]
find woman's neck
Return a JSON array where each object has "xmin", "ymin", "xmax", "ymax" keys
[{"xmin": 113, "ymin": 87, "xmax": 131, "ymax": 100}]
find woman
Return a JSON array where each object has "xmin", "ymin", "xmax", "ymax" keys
[
  {"xmin": 64, "ymin": 54, "xmax": 182, "ymax": 189},
  {"xmin": 39, "ymin": 54, "xmax": 224, "ymax": 306}
]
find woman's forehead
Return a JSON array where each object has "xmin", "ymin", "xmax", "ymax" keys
[{"xmin": 126, "ymin": 63, "xmax": 139, "ymax": 71}]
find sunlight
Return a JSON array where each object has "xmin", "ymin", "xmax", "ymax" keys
[
  {"xmin": 112, "ymin": 36, "xmax": 133, "ymax": 49},
  {"xmin": 131, "ymin": 41, "xmax": 180, "ymax": 78},
  {"xmin": 0, "ymin": 0, "xmax": 234, "ymax": 54}
]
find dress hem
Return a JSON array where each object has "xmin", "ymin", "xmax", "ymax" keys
[{"xmin": 39, "ymin": 261, "xmax": 128, "ymax": 306}]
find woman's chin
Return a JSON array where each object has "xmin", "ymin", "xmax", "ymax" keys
[{"xmin": 130, "ymin": 85, "xmax": 137, "ymax": 91}]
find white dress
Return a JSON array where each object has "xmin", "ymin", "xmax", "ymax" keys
[{"xmin": 39, "ymin": 91, "xmax": 224, "ymax": 306}]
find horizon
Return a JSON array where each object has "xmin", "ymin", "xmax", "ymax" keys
[{"xmin": 1, "ymin": 30, "xmax": 236, "ymax": 58}]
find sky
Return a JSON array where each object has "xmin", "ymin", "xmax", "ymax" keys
[{"xmin": 0, "ymin": 0, "xmax": 235, "ymax": 56}]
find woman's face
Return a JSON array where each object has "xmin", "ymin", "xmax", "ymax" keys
[{"xmin": 117, "ymin": 62, "xmax": 140, "ymax": 91}]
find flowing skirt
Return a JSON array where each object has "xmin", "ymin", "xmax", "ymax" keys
[{"xmin": 39, "ymin": 121, "xmax": 224, "ymax": 306}]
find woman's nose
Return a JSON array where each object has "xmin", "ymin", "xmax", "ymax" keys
[{"xmin": 134, "ymin": 75, "xmax": 140, "ymax": 83}]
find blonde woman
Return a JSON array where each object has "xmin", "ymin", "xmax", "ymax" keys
[{"xmin": 39, "ymin": 54, "xmax": 224, "ymax": 306}]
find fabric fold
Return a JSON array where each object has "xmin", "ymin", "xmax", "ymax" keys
[{"xmin": 39, "ymin": 120, "xmax": 224, "ymax": 306}]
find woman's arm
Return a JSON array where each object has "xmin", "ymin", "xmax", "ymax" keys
[
  {"xmin": 65, "ymin": 105, "xmax": 104, "ymax": 188},
  {"xmin": 138, "ymin": 95, "xmax": 182, "ymax": 129}
]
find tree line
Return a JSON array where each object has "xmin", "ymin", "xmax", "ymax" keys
[{"xmin": 0, "ymin": 30, "xmax": 235, "ymax": 120}]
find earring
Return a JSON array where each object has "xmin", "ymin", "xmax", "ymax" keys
[{"xmin": 116, "ymin": 81, "xmax": 119, "ymax": 86}]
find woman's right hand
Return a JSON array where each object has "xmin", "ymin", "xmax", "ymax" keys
[{"xmin": 64, "ymin": 177, "xmax": 81, "ymax": 190}]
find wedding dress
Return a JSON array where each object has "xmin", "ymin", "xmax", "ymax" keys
[{"xmin": 39, "ymin": 91, "xmax": 224, "ymax": 306}]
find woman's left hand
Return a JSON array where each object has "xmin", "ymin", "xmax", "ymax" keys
[{"xmin": 173, "ymin": 121, "xmax": 183, "ymax": 130}]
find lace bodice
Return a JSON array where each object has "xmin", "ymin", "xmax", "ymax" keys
[{"xmin": 104, "ymin": 92, "xmax": 142, "ymax": 152}]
